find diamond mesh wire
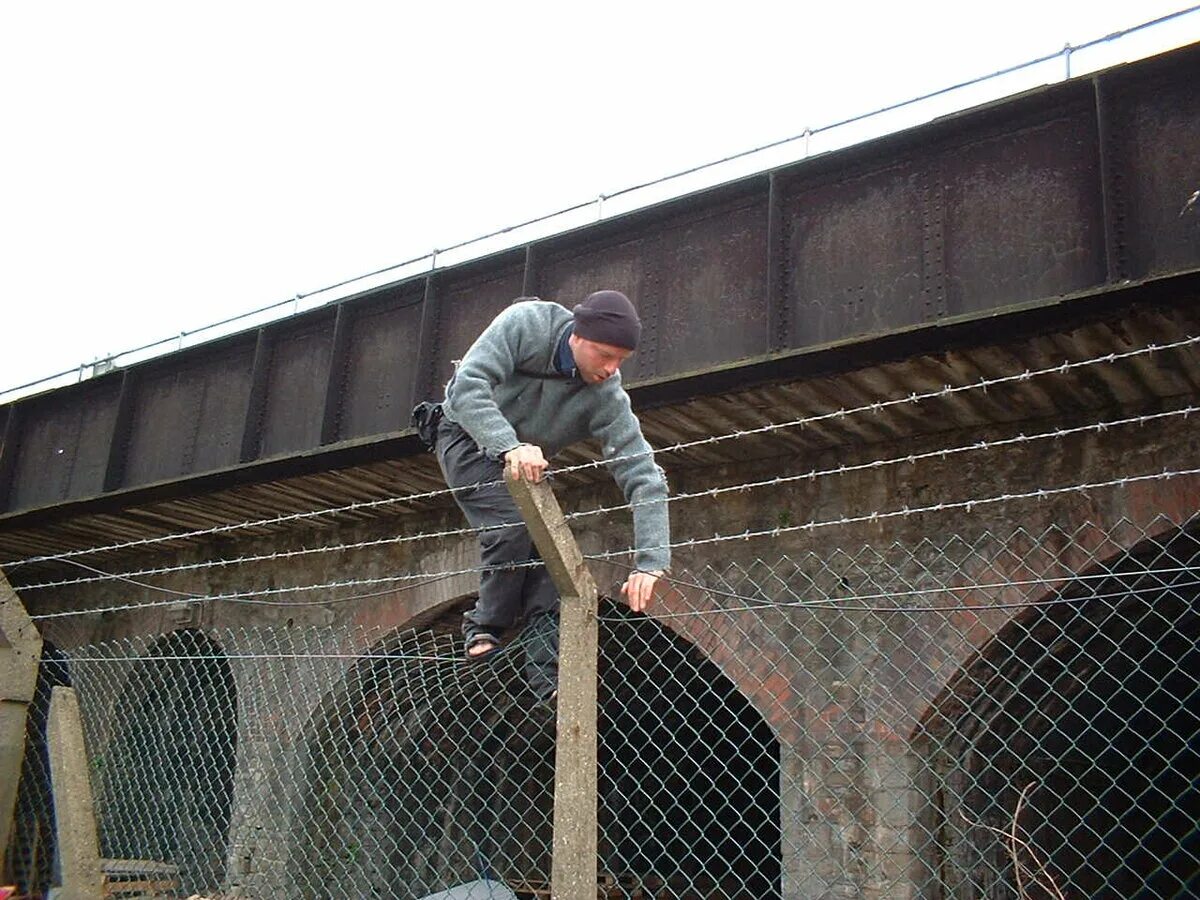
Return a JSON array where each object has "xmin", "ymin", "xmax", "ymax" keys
[
  {"xmin": 3, "ymin": 645, "xmax": 69, "ymax": 897},
  {"xmin": 8, "ymin": 514, "xmax": 1199, "ymax": 898}
]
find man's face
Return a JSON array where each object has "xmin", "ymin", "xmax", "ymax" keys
[{"xmin": 569, "ymin": 334, "xmax": 633, "ymax": 384}]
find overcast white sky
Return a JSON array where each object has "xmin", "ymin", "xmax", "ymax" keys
[{"xmin": 2, "ymin": 1, "xmax": 1197, "ymax": 399}]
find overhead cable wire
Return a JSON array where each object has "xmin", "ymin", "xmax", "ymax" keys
[
  {"xmin": 17, "ymin": 402, "xmax": 1199, "ymax": 592},
  {"xmin": 6, "ymin": 333, "xmax": 1197, "ymax": 571}
]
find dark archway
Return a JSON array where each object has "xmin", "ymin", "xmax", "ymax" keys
[
  {"xmin": 599, "ymin": 604, "xmax": 781, "ymax": 898},
  {"xmin": 293, "ymin": 599, "xmax": 781, "ymax": 899},
  {"xmin": 920, "ymin": 524, "xmax": 1200, "ymax": 897},
  {"xmin": 3, "ymin": 643, "xmax": 70, "ymax": 899},
  {"xmin": 96, "ymin": 628, "xmax": 238, "ymax": 896}
]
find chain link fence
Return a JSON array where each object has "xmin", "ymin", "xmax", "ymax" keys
[{"xmin": 6, "ymin": 512, "xmax": 1199, "ymax": 898}]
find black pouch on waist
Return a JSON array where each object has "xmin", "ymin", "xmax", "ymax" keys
[{"xmin": 411, "ymin": 402, "xmax": 443, "ymax": 451}]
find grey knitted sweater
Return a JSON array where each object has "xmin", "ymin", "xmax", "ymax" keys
[{"xmin": 441, "ymin": 299, "xmax": 670, "ymax": 573}]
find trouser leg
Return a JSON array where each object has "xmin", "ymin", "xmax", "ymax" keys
[
  {"xmin": 523, "ymin": 609, "xmax": 559, "ymax": 700},
  {"xmin": 521, "ymin": 557, "xmax": 560, "ymax": 698},
  {"xmin": 466, "ymin": 484, "xmax": 537, "ymax": 635},
  {"xmin": 437, "ymin": 420, "xmax": 561, "ymax": 679}
]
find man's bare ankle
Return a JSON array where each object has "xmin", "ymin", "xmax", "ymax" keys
[{"xmin": 466, "ymin": 638, "xmax": 497, "ymax": 657}]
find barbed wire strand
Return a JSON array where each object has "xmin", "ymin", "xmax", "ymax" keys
[
  {"xmin": 594, "ymin": 561, "xmax": 1200, "ymax": 619},
  {"xmin": 584, "ymin": 467, "xmax": 1200, "ymax": 563},
  {"xmin": 16, "ymin": 402, "xmax": 1198, "ymax": 593},
  {"xmin": 45, "ymin": 557, "xmax": 469, "ymax": 609},
  {"xmin": 28, "ymin": 465, "xmax": 1199, "ymax": 621},
  {"xmin": 6, "ymin": 333, "xmax": 1197, "ymax": 572},
  {"xmin": 66, "ymin": 650, "xmax": 466, "ymax": 664},
  {"xmin": 552, "ymin": 336, "xmax": 1200, "ymax": 481},
  {"xmin": 27, "ymin": 558, "xmax": 548, "ymax": 621}
]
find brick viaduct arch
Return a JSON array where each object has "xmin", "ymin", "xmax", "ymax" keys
[
  {"xmin": 289, "ymin": 594, "xmax": 781, "ymax": 899},
  {"xmin": 917, "ymin": 516, "xmax": 1199, "ymax": 896},
  {"xmin": 92, "ymin": 629, "xmax": 237, "ymax": 898}
]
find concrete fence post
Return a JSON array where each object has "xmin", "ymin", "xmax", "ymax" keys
[
  {"xmin": 506, "ymin": 474, "xmax": 599, "ymax": 900},
  {"xmin": 0, "ymin": 568, "xmax": 42, "ymax": 867},
  {"xmin": 48, "ymin": 686, "xmax": 104, "ymax": 900}
]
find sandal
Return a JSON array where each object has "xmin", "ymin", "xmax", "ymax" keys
[{"xmin": 464, "ymin": 632, "xmax": 503, "ymax": 662}]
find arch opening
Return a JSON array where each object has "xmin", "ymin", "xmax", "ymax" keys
[
  {"xmin": 920, "ymin": 524, "xmax": 1200, "ymax": 897},
  {"xmin": 293, "ymin": 600, "xmax": 781, "ymax": 898},
  {"xmin": 95, "ymin": 628, "xmax": 238, "ymax": 896}
]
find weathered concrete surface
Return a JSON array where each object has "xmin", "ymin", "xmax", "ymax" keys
[
  {"xmin": 507, "ymin": 474, "xmax": 600, "ymax": 900},
  {"xmin": 0, "ymin": 566, "xmax": 41, "ymax": 867},
  {"xmin": 48, "ymin": 686, "xmax": 103, "ymax": 900}
]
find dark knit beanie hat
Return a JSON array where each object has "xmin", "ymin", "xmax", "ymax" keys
[{"xmin": 572, "ymin": 290, "xmax": 641, "ymax": 350}]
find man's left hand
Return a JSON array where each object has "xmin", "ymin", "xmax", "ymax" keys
[{"xmin": 621, "ymin": 570, "xmax": 662, "ymax": 613}]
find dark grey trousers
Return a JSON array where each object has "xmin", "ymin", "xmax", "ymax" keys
[{"xmin": 435, "ymin": 417, "xmax": 559, "ymax": 698}]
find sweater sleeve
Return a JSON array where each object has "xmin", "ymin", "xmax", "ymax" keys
[
  {"xmin": 443, "ymin": 306, "xmax": 528, "ymax": 457},
  {"xmin": 590, "ymin": 382, "xmax": 671, "ymax": 573}
]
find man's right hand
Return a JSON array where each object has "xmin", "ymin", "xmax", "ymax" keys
[{"xmin": 505, "ymin": 443, "xmax": 547, "ymax": 483}]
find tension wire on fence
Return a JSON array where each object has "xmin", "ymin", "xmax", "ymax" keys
[
  {"xmin": 43, "ymin": 557, "xmax": 470, "ymax": 609},
  {"xmin": 63, "ymin": 650, "xmax": 467, "ymax": 664},
  {"xmin": 48, "ymin": 570, "xmax": 1200, "ymax": 658}
]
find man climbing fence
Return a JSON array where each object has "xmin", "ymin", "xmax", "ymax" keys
[{"xmin": 413, "ymin": 289, "xmax": 670, "ymax": 702}]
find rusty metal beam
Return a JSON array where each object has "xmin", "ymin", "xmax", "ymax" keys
[
  {"xmin": 102, "ymin": 370, "xmax": 136, "ymax": 493},
  {"xmin": 239, "ymin": 327, "xmax": 272, "ymax": 464},
  {"xmin": 320, "ymin": 303, "xmax": 353, "ymax": 445},
  {"xmin": 767, "ymin": 171, "xmax": 786, "ymax": 352},
  {"xmin": 412, "ymin": 275, "xmax": 442, "ymax": 409},
  {"xmin": 2, "ymin": 269, "xmax": 1196, "ymax": 534},
  {"xmin": 1092, "ymin": 75, "xmax": 1120, "ymax": 283},
  {"xmin": 522, "ymin": 243, "xmax": 540, "ymax": 298},
  {"xmin": 0, "ymin": 403, "xmax": 19, "ymax": 512}
]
